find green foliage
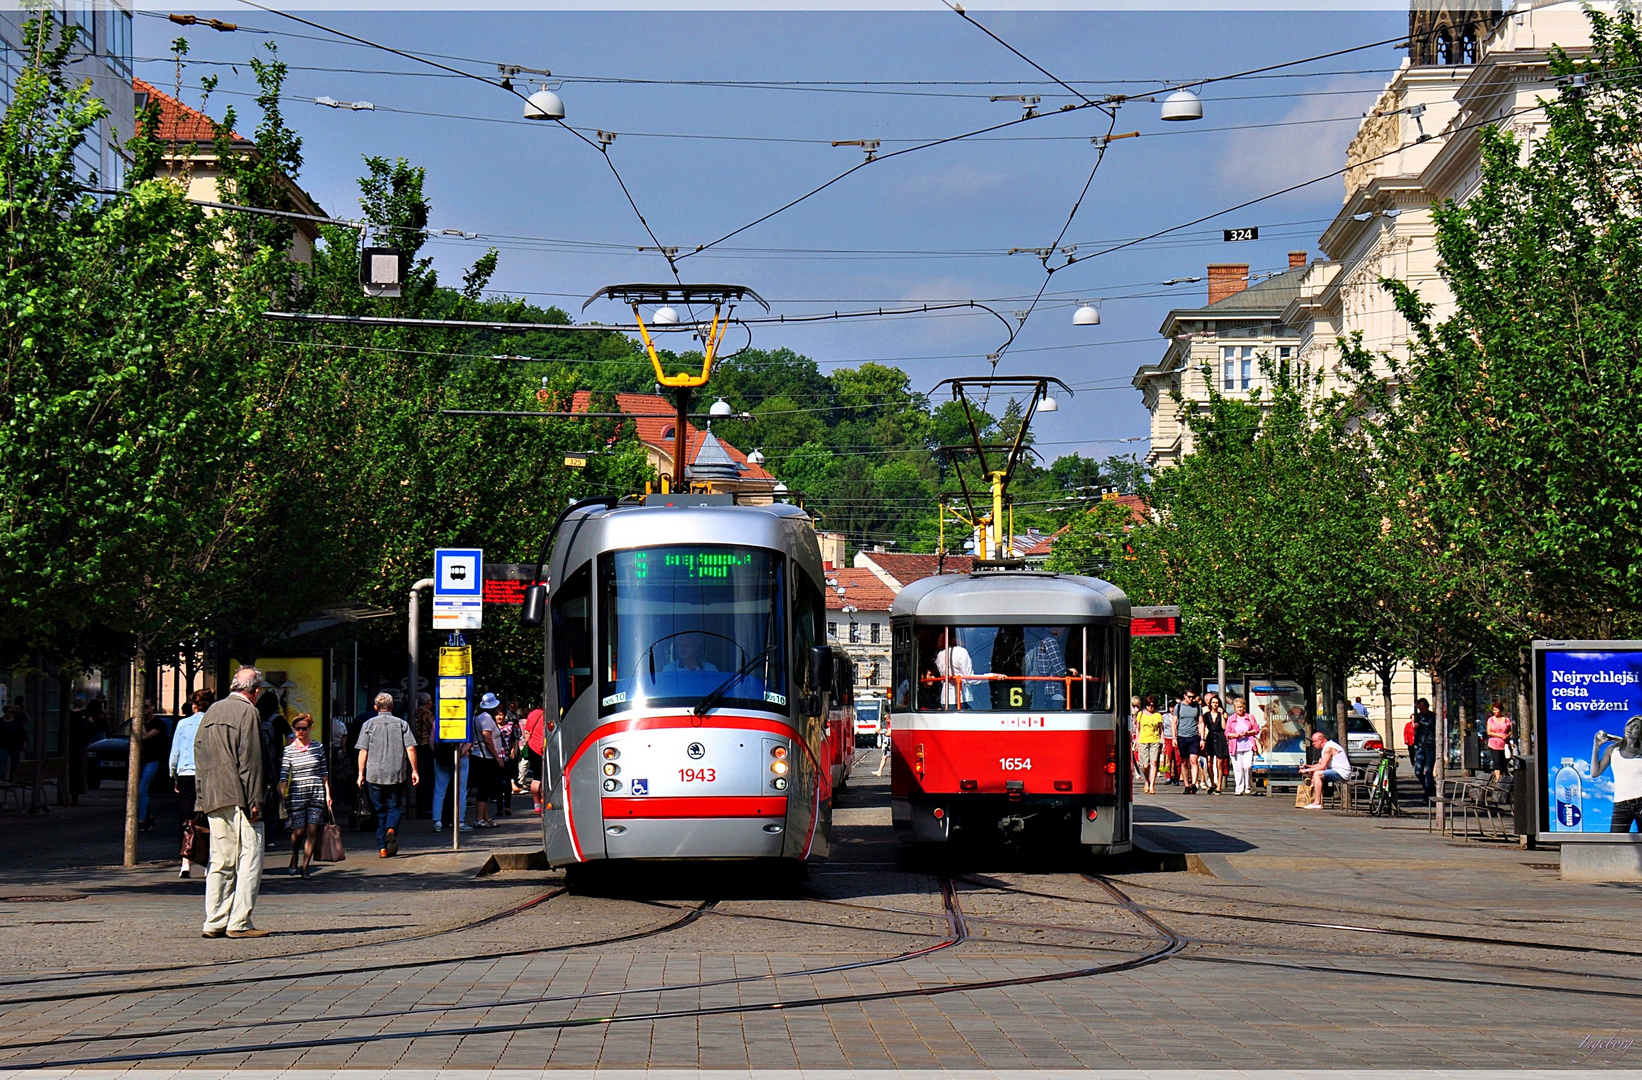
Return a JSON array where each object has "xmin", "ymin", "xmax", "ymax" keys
[{"xmin": 1358, "ymin": 7, "xmax": 1642, "ymax": 646}]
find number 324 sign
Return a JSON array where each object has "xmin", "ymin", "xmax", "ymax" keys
[{"xmin": 1223, "ymin": 227, "xmax": 1259, "ymax": 242}]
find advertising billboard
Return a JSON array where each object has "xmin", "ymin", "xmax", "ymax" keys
[{"xmin": 1534, "ymin": 642, "xmax": 1642, "ymax": 842}]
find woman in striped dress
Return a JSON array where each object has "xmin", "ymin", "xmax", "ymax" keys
[{"xmin": 280, "ymin": 713, "xmax": 332, "ymax": 879}]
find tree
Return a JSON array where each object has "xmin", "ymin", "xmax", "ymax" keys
[{"xmin": 1369, "ymin": 8, "xmax": 1642, "ymax": 643}]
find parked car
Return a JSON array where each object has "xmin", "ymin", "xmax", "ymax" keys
[
  {"xmin": 85, "ymin": 716, "xmax": 174, "ymax": 790},
  {"xmin": 1344, "ymin": 714, "xmax": 1384, "ymax": 759}
]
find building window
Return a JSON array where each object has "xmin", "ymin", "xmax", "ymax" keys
[
  {"xmin": 870, "ymin": 621, "xmax": 881, "ymax": 644},
  {"xmin": 1221, "ymin": 345, "xmax": 1253, "ymax": 391},
  {"xmin": 827, "ymin": 621, "xmax": 837, "ymax": 640},
  {"xmin": 848, "ymin": 621, "xmax": 860, "ymax": 643},
  {"xmin": 108, "ymin": 4, "xmax": 133, "ymax": 75}
]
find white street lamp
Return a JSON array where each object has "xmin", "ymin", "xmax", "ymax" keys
[
  {"xmin": 653, "ymin": 305, "xmax": 680, "ymax": 325},
  {"xmin": 1161, "ymin": 88, "xmax": 1203, "ymax": 122},
  {"xmin": 709, "ymin": 398, "xmax": 733, "ymax": 418},
  {"xmin": 1072, "ymin": 302, "xmax": 1101, "ymax": 326},
  {"xmin": 523, "ymin": 88, "xmax": 565, "ymax": 121},
  {"xmin": 1039, "ymin": 395, "xmax": 1059, "ymax": 413}
]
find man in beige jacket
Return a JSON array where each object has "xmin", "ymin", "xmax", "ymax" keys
[{"xmin": 195, "ymin": 666, "xmax": 269, "ymax": 938}]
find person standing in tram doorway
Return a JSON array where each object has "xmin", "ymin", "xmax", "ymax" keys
[{"xmin": 873, "ymin": 714, "xmax": 892, "ymax": 777}]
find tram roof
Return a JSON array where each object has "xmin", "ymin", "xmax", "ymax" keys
[
  {"xmin": 553, "ymin": 498, "xmax": 822, "ymax": 578},
  {"xmin": 889, "ymin": 571, "xmax": 1128, "ymax": 623}
]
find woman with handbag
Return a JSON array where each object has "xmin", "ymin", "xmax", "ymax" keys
[
  {"xmin": 279, "ymin": 713, "xmax": 332, "ymax": 879},
  {"xmin": 170, "ymin": 690, "xmax": 211, "ymax": 878}
]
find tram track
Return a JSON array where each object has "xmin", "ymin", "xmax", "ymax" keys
[
  {"xmin": 0, "ymin": 893, "xmax": 710, "ymax": 1010},
  {"xmin": 0, "ymin": 875, "xmax": 1187, "ymax": 1070},
  {"xmin": 960, "ymin": 871, "xmax": 1642, "ymax": 1002},
  {"xmin": 0, "ymin": 886, "xmax": 568, "ymax": 990},
  {"xmin": 0, "ymin": 877, "xmax": 968, "ymax": 1057}
]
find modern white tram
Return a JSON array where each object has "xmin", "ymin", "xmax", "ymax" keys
[
  {"xmin": 522, "ymin": 493, "xmax": 854, "ymax": 866},
  {"xmin": 888, "ymin": 570, "xmax": 1133, "ymax": 855}
]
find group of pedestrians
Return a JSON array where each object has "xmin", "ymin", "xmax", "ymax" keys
[{"xmin": 1133, "ymin": 691, "xmax": 1260, "ymax": 795}]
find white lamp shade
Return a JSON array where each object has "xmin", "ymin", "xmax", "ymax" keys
[
  {"xmin": 747, "ymin": 448, "xmax": 765, "ymax": 465},
  {"xmin": 1073, "ymin": 304, "xmax": 1101, "ymax": 326},
  {"xmin": 1161, "ymin": 89, "xmax": 1203, "ymax": 122},
  {"xmin": 523, "ymin": 89, "xmax": 565, "ymax": 120},
  {"xmin": 1039, "ymin": 396, "xmax": 1059, "ymax": 413},
  {"xmin": 709, "ymin": 398, "xmax": 733, "ymax": 418},
  {"xmin": 653, "ymin": 305, "xmax": 680, "ymax": 325}
]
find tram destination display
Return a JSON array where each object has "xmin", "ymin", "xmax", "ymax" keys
[{"xmin": 1533, "ymin": 640, "xmax": 1642, "ymax": 841}]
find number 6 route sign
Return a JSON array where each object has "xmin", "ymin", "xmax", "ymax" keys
[{"xmin": 434, "ymin": 548, "xmax": 484, "ymax": 629}]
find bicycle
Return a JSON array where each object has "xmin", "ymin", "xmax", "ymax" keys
[{"xmin": 1365, "ymin": 747, "xmax": 1400, "ymax": 817}]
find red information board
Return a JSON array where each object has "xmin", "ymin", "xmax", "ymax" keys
[
  {"xmin": 1130, "ymin": 605, "xmax": 1180, "ymax": 637},
  {"xmin": 482, "ymin": 563, "xmax": 543, "ymax": 605}
]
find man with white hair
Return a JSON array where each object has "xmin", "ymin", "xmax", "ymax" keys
[
  {"xmin": 357, "ymin": 691, "xmax": 419, "ymax": 858},
  {"xmin": 195, "ymin": 666, "xmax": 269, "ymax": 938}
]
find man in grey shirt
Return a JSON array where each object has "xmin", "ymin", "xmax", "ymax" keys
[
  {"xmin": 357, "ymin": 692, "xmax": 419, "ymax": 858},
  {"xmin": 1174, "ymin": 690, "xmax": 1205, "ymax": 794},
  {"xmin": 196, "ymin": 667, "xmax": 268, "ymax": 938}
]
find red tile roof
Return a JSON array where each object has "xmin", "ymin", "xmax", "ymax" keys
[
  {"xmin": 568, "ymin": 391, "xmax": 774, "ymax": 481},
  {"xmin": 823, "ymin": 568, "xmax": 897, "ymax": 612},
  {"xmin": 857, "ymin": 551, "xmax": 974, "ymax": 588},
  {"xmin": 134, "ymin": 78, "xmax": 246, "ymax": 146}
]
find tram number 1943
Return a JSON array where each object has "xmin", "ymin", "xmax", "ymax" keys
[
  {"xmin": 679, "ymin": 768, "xmax": 717, "ymax": 783},
  {"xmin": 999, "ymin": 757, "xmax": 1033, "ymax": 771}
]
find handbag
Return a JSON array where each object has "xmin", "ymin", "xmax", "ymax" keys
[
  {"xmin": 184, "ymin": 815, "xmax": 210, "ymax": 865},
  {"xmin": 317, "ymin": 808, "xmax": 346, "ymax": 862}
]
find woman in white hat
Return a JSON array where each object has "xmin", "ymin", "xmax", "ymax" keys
[{"xmin": 472, "ymin": 693, "xmax": 505, "ymax": 828}]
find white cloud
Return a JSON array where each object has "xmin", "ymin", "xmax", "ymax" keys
[
  {"xmin": 1212, "ymin": 75, "xmax": 1388, "ymax": 197},
  {"xmin": 893, "ymin": 164, "xmax": 1012, "ymax": 207}
]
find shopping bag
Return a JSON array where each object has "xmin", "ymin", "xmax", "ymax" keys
[
  {"xmin": 185, "ymin": 816, "xmax": 211, "ymax": 865},
  {"xmin": 317, "ymin": 810, "xmax": 346, "ymax": 862},
  {"xmin": 1295, "ymin": 782, "xmax": 1314, "ymax": 808}
]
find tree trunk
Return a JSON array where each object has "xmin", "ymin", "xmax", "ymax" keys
[
  {"xmin": 29, "ymin": 655, "xmax": 46, "ymax": 814},
  {"xmin": 124, "ymin": 643, "xmax": 147, "ymax": 869}
]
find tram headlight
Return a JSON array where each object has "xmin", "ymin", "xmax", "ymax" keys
[
  {"xmin": 772, "ymin": 776, "xmax": 788, "ymax": 791},
  {"xmin": 602, "ymin": 746, "xmax": 620, "ymax": 761},
  {"xmin": 771, "ymin": 746, "xmax": 788, "ymax": 760},
  {"xmin": 770, "ymin": 759, "xmax": 788, "ymax": 776},
  {"xmin": 603, "ymin": 777, "xmax": 622, "ymax": 792},
  {"xmin": 603, "ymin": 762, "xmax": 620, "ymax": 777}
]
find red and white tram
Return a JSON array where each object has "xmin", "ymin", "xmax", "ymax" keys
[{"xmin": 888, "ymin": 570, "xmax": 1132, "ymax": 854}]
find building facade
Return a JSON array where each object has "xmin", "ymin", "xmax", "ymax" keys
[
  {"xmin": 2, "ymin": 4, "xmax": 135, "ymax": 189},
  {"xmin": 824, "ymin": 568, "xmax": 895, "ymax": 703},
  {"xmin": 1133, "ymin": 256, "xmax": 1308, "ymax": 469},
  {"xmin": 568, "ymin": 391, "xmax": 780, "ymax": 500}
]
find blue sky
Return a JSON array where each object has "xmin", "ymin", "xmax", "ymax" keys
[{"xmin": 140, "ymin": 8, "xmax": 1405, "ymax": 458}]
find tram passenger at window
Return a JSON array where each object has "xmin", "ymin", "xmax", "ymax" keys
[
  {"xmin": 1024, "ymin": 627, "xmax": 1069, "ymax": 711},
  {"xmin": 935, "ymin": 641, "xmax": 974, "ymax": 710},
  {"xmin": 664, "ymin": 634, "xmax": 719, "ymax": 673}
]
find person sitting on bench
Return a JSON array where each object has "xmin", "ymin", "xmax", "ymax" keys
[{"xmin": 1299, "ymin": 730, "xmax": 1351, "ymax": 810}]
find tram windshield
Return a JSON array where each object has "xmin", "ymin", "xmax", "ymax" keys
[
  {"xmin": 908, "ymin": 625, "xmax": 1112, "ymax": 712},
  {"xmin": 598, "ymin": 545, "xmax": 788, "ymax": 716}
]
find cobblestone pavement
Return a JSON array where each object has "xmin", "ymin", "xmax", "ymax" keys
[{"xmin": 0, "ymin": 758, "xmax": 1638, "ymax": 1072}]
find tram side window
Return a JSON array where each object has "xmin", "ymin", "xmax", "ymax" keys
[
  {"xmin": 891, "ymin": 623, "xmax": 914, "ymax": 711},
  {"xmin": 1084, "ymin": 627, "xmax": 1114, "ymax": 713},
  {"xmin": 795, "ymin": 576, "xmax": 824, "ymax": 695},
  {"xmin": 550, "ymin": 562, "xmax": 593, "ymax": 717}
]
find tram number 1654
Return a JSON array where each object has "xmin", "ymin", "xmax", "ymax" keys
[{"xmin": 999, "ymin": 757, "xmax": 1033, "ymax": 771}]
